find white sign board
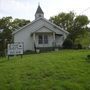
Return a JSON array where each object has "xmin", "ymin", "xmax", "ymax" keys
[{"xmin": 7, "ymin": 42, "xmax": 24, "ymax": 55}]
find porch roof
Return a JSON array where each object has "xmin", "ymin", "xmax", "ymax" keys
[{"xmin": 31, "ymin": 25, "xmax": 62, "ymax": 35}]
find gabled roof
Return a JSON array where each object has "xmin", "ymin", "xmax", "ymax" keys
[
  {"xmin": 43, "ymin": 18, "xmax": 69, "ymax": 34},
  {"xmin": 31, "ymin": 25, "xmax": 56, "ymax": 34},
  {"xmin": 35, "ymin": 5, "xmax": 44, "ymax": 14},
  {"xmin": 13, "ymin": 17, "xmax": 69, "ymax": 35}
]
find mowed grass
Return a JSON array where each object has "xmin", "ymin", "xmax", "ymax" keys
[{"xmin": 0, "ymin": 50, "xmax": 90, "ymax": 90}]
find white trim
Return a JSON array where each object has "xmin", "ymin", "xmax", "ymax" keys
[
  {"xmin": 31, "ymin": 25, "xmax": 56, "ymax": 34},
  {"xmin": 12, "ymin": 17, "xmax": 42, "ymax": 35},
  {"xmin": 42, "ymin": 18, "xmax": 69, "ymax": 34},
  {"xmin": 38, "ymin": 34, "xmax": 48, "ymax": 44}
]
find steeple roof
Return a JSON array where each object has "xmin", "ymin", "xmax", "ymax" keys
[{"xmin": 35, "ymin": 5, "xmax": 44, "ymax": 14}]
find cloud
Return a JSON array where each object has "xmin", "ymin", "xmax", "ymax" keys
[
  {"xmin": 0, "ymin": 0, "xmax": 90, "ymax": 21},
  {"xmin": 0, "ymin": 0, "xmax": 34, "ymax": 20}
]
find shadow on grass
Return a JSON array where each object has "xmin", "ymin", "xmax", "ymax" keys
[
  {"xmin": 0, "ymin": 56, "xmax": 16, "ymax": 64},
  {"xmin": 85, "ymin": 55, "xmax": 90, "ymax": 63}
]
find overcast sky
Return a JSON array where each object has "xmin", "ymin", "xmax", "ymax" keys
[{"xmin": 0, "ymin": 0, "xmax": 90, "ymax": 21}]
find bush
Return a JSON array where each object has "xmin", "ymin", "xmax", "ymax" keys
[
  {"xmin": 77, "ymin": 43, "xmax": 82, "ymax": 49},
  {"xmin": 86, "ymin": 55, "xmax": 90, "ymax": 62},
  {"xmin": 24, "ymin": 50, "xmax": 36, "ymax": 54},
  {"xmin": 74, "ymin": 43, "xmax": 83, "ymax": 49},
  {"xmin": 63, "ymin": 39, "xmax": 74, "ymax": 49},
  {"xmin": 87, "ymin": 55, "xmax": 90, "ymax": 59},
  {"xmin": 0, "ymin": 51, "xmax": 5, "ymax": 57}
]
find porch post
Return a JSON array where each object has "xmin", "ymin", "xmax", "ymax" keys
[
  {"xmin": 53, "ymin": 32, "xmax": 55, "ymax": 41},
  {"xmin": 53, "ymin": 32, "xmax": 56, "ymax": 49},
  {"xmin": 33, "ymin": 33, "xmax": 35, "ymax": 41},
  {"xmin": 33, "ymin": 33, "xmax": 36, "ymax": 51}
]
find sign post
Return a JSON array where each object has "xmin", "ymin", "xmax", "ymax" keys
[{"xmin": 7, "ymin": 42, "xmax": 24, "ymax": 59}]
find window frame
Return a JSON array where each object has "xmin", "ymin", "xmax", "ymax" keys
[
  {"xmin": 38, "ymin": 35, "xmax": 43, "ymax": 44},
  {"xmin": 44, "ymin": 35, "xmax": 48, "ymax": 44},
  {"xmin": 38, "ymin": 34, "xmax": 48, "ymax": 44}
]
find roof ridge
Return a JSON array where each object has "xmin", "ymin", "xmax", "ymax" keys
[{"xmin": 13, "ymin": 17, "xmax": 69, "ymax": 35}]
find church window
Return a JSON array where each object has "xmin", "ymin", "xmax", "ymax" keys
[
  {"xmin": 44, "ymin": 35, "xmax": 48, "ymax": 44},
  {"xmin": 38, "ymin": 35, "xmax": 43, "ymax": 44},
  {"xmin": 38, "ymin": 35, "xmax": 48, "ymax": 44}
]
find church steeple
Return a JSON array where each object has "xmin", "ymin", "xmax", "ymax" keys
[{"xmin": 35, "ymin": 4, "xmax": 44, "ymax": 19}]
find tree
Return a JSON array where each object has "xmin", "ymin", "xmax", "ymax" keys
[
  {"xmin": 0, "ymin": 16, "xmax": 30, "ymax": 53},
  {"xmin": 70, "ymin": 15, "xmax": 89, "ymax": 42},
  {"xmin": 0, "ymin": 16, "xmax": 13, "ymax": 29},
  {"xmin": 50, "ymin": 12, "xmax": 90, "ymax": 44},
  {"xmin": 0, "ymin": 16, "xmax": 13, "ymax": 53},
  {"xmin": 12, "ymin": 18, "xmax": 30, "ymax": 30},
  {"xmin": 50, "ymin": 12, "xmax": 75, "ymax": 32}
]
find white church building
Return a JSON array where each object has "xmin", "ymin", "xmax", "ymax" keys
[{"xmin": 13, "ymin": 5, "xmax": 69, "ymax": 52}]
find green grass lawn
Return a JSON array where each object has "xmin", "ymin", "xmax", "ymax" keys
[{"xmin": 0, "ymin": 50, "xmax": 90, "ymax": 90}]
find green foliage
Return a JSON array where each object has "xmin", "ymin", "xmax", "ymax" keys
[
  {"xmin": 12, "ymin": 18, "xmax": 30, "ymax": 30},
  {"xmin": 50, "ymin": 12, "xmax": 90, "ymax": 44},
  {"xmin": 0, "ymin": 50, "xmax": 90, "ymax": 90},
  {"xmin": 87, "ymin": 55, "xmax": 90, "ymax": 60},
  {"xmin": 77, "ymin": 44, "xmax": 83, "ymax": 49},
  {"xmin": 75, "ymin": 31, "xmax": 90, "ymax": 48},
  {"xmin": 50, "ymin": 12, "xmax": 75, "ymax": 31},
  {"xmin": 0, "ymin": 16, "xmax": 30, "ymax": 52},
  {"xmin": 75, "ymin": 15, "xmax": 89, "ymax": 26},
  {"xmin": 0, "ymin": 16, "xmax": 12, "ymax": 29},
  {"xmin": 70, "ymin": 15, "xmax": 89, "ymax": 43},
  {"xmin": 63, "ymin": 39, "xmax": 74, "ymax": 49}
]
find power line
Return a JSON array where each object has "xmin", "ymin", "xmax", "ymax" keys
[{"xmin": 80, "ymin": 7, "xmax": 90, "ymax": 15}]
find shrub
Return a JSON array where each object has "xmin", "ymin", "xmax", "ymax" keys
[
  {"xmin": 0, "ymin": 51, "xmax": 5, "ymax": 57},
  {"xmin": 74, "ymin": 43, "xmax": 83, "ymax": 49},
  {"xmin": 63, "ymin": 39, "xmax": 74, "ymax": 49},
  {"xmin": 24, "ymin": 50, "xmax": 36, "ymax": 54},
  {"xmin": 87, "ymin": 55, "xmax": 90, "ymax": 59},
  {"xmin": 77, "ymin": 43, "xmax": 82, "ymax": 49},
  {"xmin": 86, "ymin": 55, "xmax": 90, "ymax": 62}
]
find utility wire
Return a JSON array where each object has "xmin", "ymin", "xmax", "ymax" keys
[{"xmin": 80, "ymin": 7, "xmax": 90, "ymax": 15}]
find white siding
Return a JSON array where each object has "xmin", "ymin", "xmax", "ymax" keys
[
  {"xmin": 55, "ymin": 35, "xmax": 64, "ymax": 47},
  {"xmin": 14, "ymin": 19, "xmax": 44, "ymax": 51},
  {"xmin": 14, "ymin": 18, "xmax": 68, "ymax": 51}
]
